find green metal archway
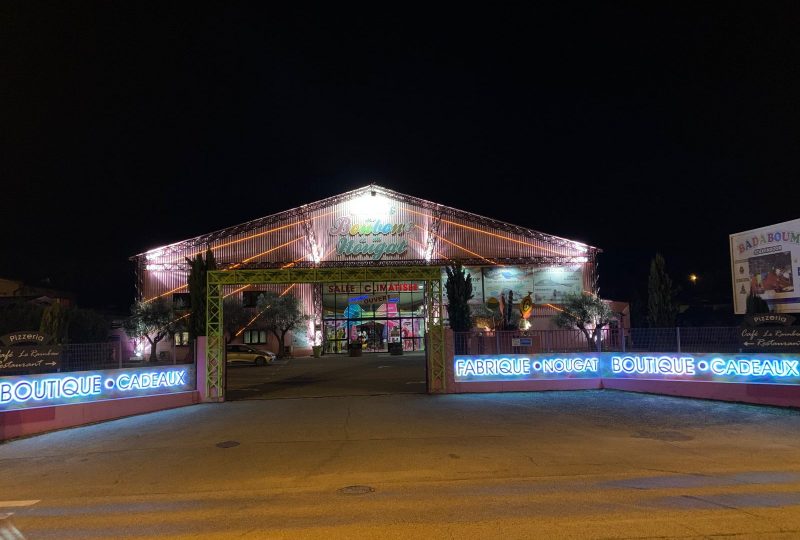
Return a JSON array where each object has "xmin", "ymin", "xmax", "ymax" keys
[{"xmin": 205, "ymin": 266, "xmax": 445, "ymax": 401}]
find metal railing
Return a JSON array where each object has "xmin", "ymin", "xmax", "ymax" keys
[
  {"xmin": 1, "ymin": 342, "xmax": 194, "ymax": 377},
  {"xmin": 453, "ymin": 327, "xmax": 775, "ymax": 355}
]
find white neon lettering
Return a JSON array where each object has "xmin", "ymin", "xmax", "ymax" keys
[
  {"xmin": 541, "ymin": 357, "xmax": 598, "ymax": 374},
  {"xmin": 0, "ymin": 375, "xmax": 103, "ymax": 404},
  {"xmin": 454, "ymin": 358, "xmax": 530, "ymax": 377},
  {"xmin": 611, "ymin": 356, "xmax": 695, "ymax": 375}
]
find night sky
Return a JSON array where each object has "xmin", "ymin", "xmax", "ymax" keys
[{"xmin": 4, "ymin": 3, "xmax": 799, "ymax": 312}]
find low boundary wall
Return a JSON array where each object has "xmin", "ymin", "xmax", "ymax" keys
[
  {"xmin": 444, "ymin": 332, "xmax": 800, "ymax": 408},
  {"xmin": 0, "ymin": 390, "xmax": 200, "ymax": 440},
  {"xmin": 1, "ymin": 364, "xmax": 199, "ymax": 441}
]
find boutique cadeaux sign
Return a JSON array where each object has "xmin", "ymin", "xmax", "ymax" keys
[
  {"xmin": 328, "ymin": 216, "xmax": 413, "ymax": 260},
  {"xmin": 0, "ymin": 365, "xmax": 195, "ymax": 411},
  {"xmin": 454, "ymin": 352, "xmax": 800, "ymax": 386}
]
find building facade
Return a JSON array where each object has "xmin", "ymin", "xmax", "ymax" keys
[{"xmin": 130, "ymin": 185, "xmax": 600, "ymax": 359}]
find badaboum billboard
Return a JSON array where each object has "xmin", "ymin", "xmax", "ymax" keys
[{"xmin": 730, "ymin": 218, "xmax": 800, "ymax": 314}]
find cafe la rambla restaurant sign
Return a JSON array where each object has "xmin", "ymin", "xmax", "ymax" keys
[
  {"xmin": 454, "ymin": 352, "xmax": 800, "ymax": 386},
  {"xmin": 0, "ymin": 365, "xmax": 195, "ymax": 411}
]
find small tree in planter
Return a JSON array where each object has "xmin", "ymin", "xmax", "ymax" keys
[
  {"xmin": 554, "ymin": 292, "xmax": 616, "ymax": 352},
  {"xmin": 257, "ymin": 292, "xmax": 308, "ymax": 357}
]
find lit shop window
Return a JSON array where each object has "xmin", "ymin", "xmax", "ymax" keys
[
  {"xmin": 244, "ymin": 330, "xmax": 268, "ymax": 344},
  {"xmin": 175, "ymin": 331, "xmax": 190, "ymax": 346}
]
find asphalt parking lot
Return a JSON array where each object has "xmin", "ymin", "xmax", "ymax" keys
[
  {"xmin": 225, "ymin": 351, "xmax": 428, "ymax": 399},
  {"xmin": 2, "ymin": 389, "xmax": 800, "ymax": 538}
]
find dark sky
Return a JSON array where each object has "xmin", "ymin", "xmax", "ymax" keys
[{"xmin": 3, "ymin": 3, "xmax": 799, "ymax": 311}]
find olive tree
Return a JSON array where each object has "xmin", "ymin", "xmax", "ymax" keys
[
  {"xmin": 256, "ymin": 292, "xmax": 308, "ymax": 357},
  {"xmin": 554, "ymin": 293, "xmax": 616, "ymax": 351},
  {"xmin": 123, "ymin": 298, "xmax": 179, "ymax": 362}
]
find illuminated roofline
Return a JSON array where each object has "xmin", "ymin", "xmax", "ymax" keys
[{"xmin": 130, "ymin": 184, "xmax": 601, "ymax": 260}]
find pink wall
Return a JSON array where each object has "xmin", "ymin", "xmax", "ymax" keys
[
  {"xmin": 442, "ymin": 330, "xmax": 800, "ymax": 407},
  {"xmin": 603, "ymin": 378, "xmax": 800, "ymax": 408},
  {"xmin": 0, "ymin": 391, "xmax": 200, "ymax": 441}
]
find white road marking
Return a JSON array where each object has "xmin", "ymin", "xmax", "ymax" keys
[{"xmin": 0, "ymin": 502, "xmax": 38, "ymax": 509}]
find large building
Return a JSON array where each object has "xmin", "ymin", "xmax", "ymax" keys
[{"xmin": 131, "ymin": 185, "xmax": 600, "ymax": 359}]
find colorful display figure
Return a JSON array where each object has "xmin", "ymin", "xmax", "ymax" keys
[{"xmin": 519, "ymin": 291, "xmax": 533, "ymax": 320}]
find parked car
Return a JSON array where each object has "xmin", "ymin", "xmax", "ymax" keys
[{"xmin": 225, "ymin": 344, "xmax": 276, "ymax": 366}]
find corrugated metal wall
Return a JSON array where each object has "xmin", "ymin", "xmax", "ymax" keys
[{"xmin": 136, "ymin": 190, "xmax": 597, "ymax": 306}]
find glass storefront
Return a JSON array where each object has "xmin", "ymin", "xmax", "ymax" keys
[{"xmin": 322, "ymin": 281, "xmax": 427, "ymax": 353}]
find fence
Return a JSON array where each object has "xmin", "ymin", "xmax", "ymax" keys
[
  {"xmin": 1, "ymin": 341, "xmax": 193, "ymax": 377},
  {"xmin": 453, "ymin": 327, "xmax": 772, "ymax": 356}
]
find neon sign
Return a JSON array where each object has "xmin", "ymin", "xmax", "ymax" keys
[
  {"xmin": 455, "ymin": 355, "xmax": 600, "ymax": 381},
  {"xmin": 454, "ymin": 352, "xmax": 800, "ymax": 385},
  {"xmin": 0, "ymin": 365, "xmax": 194, "ymax": 411}
]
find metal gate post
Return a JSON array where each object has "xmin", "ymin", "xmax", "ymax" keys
[{"xmin": 206, "ymin": 277, "xmax": 225, "ymax": 402}]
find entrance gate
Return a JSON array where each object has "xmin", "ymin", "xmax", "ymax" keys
[{"xmin": 204, "ymin": 266, "xmax": 445, "ymax": 401}]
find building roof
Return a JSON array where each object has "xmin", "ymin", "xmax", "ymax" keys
[{"xmin": 132, "ymin": 184, "xmax": 600, "ymax": 261}]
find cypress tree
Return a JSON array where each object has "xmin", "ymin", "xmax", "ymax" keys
[
  {"xmin": 186, "ymin": 248, "xmax": 217, "ymax": 342},
  {"xmin": 445, "ymin": 263, "xmax": 474, "ymax": 332},
  {"xmin": 647, "ymin": 253, "xmax": 679, "ymax": 327}
]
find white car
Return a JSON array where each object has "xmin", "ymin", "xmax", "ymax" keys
[{"xmin": 226, "ymin": 344, "xmax": 276, "ymax": 366}]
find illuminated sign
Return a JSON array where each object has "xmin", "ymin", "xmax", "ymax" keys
[
  {"xmin": 326, "ymin": 282, "xmax": 422, "ymax": 294},
  {"xmin": 328, "ymin": 216, "xmax": 413, "ymax": 260},
  {"xmin": 730, "ymin": 218, "xmax": 800, "ymax": 314},
  {"xmin": 0, "ymin": 365, "xmax": 195, "ymax": 411},
  {"xmin": 455, "ymin": 354, "xmax": 601, "ymax": 382},
  {"xmin": 454, "ymin": 352, "xmax": 800, "ymax": 386},
  {"xmin": 739, "ymin": 326, "xmax": 800, "ymax": 351},
  {"xmin": 348, "ymin": 294, "xmax": 400, "ymax": 306}
]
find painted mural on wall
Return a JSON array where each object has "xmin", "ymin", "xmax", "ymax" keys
[{"xmin": 446, "ymin": 266, "xmax": 584, "ymax": 307}]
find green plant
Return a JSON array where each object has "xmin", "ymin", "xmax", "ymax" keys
[
  {"xmin": 186, "ymin": 248, "xmax": 217, "ymax": 342},
  {"xmin": 40, "ymin": 302, "xmax": 69, "ymax": 343},
  {"xmin": 445, "ymin": 263, "xmax": 474, "ymax": 332}
]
